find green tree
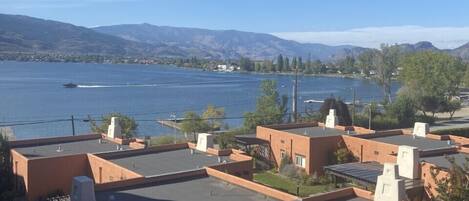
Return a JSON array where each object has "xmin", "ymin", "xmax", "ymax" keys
[
  {"xmin": 239, "ymin": 57, "xmax": 254, "ymax": 71},
  {"xmin": 90, "ymin": 113, "xmax": 138, "ymax": 138},
  {"xmin": 292, "ymin": 57, "xmax": 297, "ymax": 71},
  {"xmin": 430, "ymin": 156, "xmax": 469, "ymax": 201},
  {"xmin": 385, "ymin": 95, "xmax": 416, "ymax": 127},
  {"xmin": 0, "ymin": 134, "xmax": 16, "ymax": 200},
  {"xmin": 298, "ymin": 57, "xmax": 304, "ymax": 72},
  {"xmin": 276, "ymin": 54, "xmax": 284, "ymax": 72},
  {"xmin": 400, "ymin": 51, "xmax": 466, "ymax": 117},
  {"xmin": 180, "ymin": 111, "xmax": 209, "ymax": 141},
  {"xmin": 243, "ymin": 80, "xmax": 288, "ymax": 130},
  {"xmin": 356, "ymin": 49, "xmax": 377, "ymax": 76},
  {"xmin": 319, "ymin": 98, "xmax": 352, "ymax": 126},
  {"xmin": 375, "ymin": 44, "xmax": 401, "ymax": 103},
  {"xmin": 441, "ymin": 100, "xmax": 462, "ymax": 120},
  {"xmin": 202, "ymin": 104, "xmax": 225, "ymax": 131},
  {"xmin": 284, "ymin": 57, "xmax": 290, "ymax": 71},
  {"xmin": 332, "ymin": 142, "xmax": 356, "ymax": 164}
]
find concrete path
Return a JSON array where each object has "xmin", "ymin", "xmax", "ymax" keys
[{"xmin": 430, "ymin": 116, "xmax": 469, "ymax": 131}]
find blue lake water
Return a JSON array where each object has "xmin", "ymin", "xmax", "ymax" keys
[{"xmin": 0, "ymin": 61, "xmax": 399, "ymax": 139}]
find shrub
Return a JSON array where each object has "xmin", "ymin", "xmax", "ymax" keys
[
  {"xmin": 432, "ymin": 128, "xmax": 469, "ymax": 138},
  {"xmin": 279, "ymin": 154, "xmax": 291, "ymax": 171},
  {"xmin": 280, "ymin": 164, "xmax": 299, "ymax": 179},
  {"xmin": 333, "ymin": 145, "xmax": 356, "ymax": 164},
  {"xmin": 354, "ymin": 114, "xmax": 400, "ymax": 130},
  {"xmin": 148, "ymin": 136, "xmax": 186, "ymax": 146},
  {"xmin": 414, "ymin": 114, "xmax": 436, "ymax": 124},
  {"xmin": 0, "ymin": 134, "xmax": 16, "ymax": 200},
  {"xmin": 215, "ymin": 133, "xmax": 236, "ymax": 149},
  {"xmin": 371, "ymin": 115, "xmax": 400, "ymax": 130}
]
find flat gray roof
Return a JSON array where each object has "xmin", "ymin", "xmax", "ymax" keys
[
  {"xmin": 95, "ymin": 176, "xmax": 280, "ymax": 201},
  {"xmin": 368, "ymin": 135, "xmax": 452, "ymax": 151},
  {"xmin": 421, "ymin": 153, "xmax": 469, "ymax": 169},
  {"xmin": 14, "ymin": 139, "xmax": 129, "ymax": 158},
  {"xmin": 110, "ymin": 149, "xmax": 230, "ymax": 176},
  {"xmin": 282, "ymin": 126, "xmax": 346, "ymax": 137}
]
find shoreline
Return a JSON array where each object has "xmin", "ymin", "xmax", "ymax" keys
[{"xmin": 1, "ymin": 59, "xmax": 371, "ymax": 80}]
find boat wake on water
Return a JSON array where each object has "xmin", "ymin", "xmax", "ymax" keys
[
  {"xmin": 74, "ymin": 80, "xmax": 257, "ymax": 89},
  {"xmin": 76, "ymin": 84, "xmax": 158, "ymax": 88}
]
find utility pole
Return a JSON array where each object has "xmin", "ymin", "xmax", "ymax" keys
[
  {"xmin": 352, "ymin": 88, "xmax": 356, "ymax": 126},
  {"xmin": 292, "ymin": 65, "xmax": 298, "ymax": 123},
  {"xmin": 368, "ymin": 107, "xmax": 372, "ymax": 130},
  {"xmin": 71, "ymin": 115, "xmax": 76, "ymax": 136}
]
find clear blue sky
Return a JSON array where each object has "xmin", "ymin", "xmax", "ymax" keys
[{"xmin": 1, "ymin": 0, "xmax": 468, "ymax": 32}]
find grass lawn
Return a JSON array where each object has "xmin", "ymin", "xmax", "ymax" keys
[{"xmin": 253, "ymin": 171, "xmax": 333, "ymax": 197}]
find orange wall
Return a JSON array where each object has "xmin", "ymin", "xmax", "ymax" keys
[
  {"xmin": 309, "ymin": 136, "xmax": 343, "ymax": 174},
  {"xmin": 206, "ymin": 167, "xmax": 300, "ymax": 201},
  {"xmin": 257, "ymin": 126, "xmax": 313, "ymax": 173},
  {"xmin": 87, "ymin": 154, "xmax": 142, "ymax": 184},
  {"xmin": 11, "ymin": 149, "xmax": 29, "ymax": 195},
  {"xmin": 26, "ymin": 154, "xmax": 89, "ymax": 201},
  {"xmin": 342, "ymin": 135, "xmax": 398, "ymax": 164}
]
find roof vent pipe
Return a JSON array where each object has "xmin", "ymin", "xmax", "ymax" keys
[{"xmin": 56, "ymin": 145, "xmax": 63, "ymax": 152}]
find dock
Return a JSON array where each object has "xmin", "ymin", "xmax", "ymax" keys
[{"xmin": 157, "ymin": 118, "xmax": 185, "ymax": 130}]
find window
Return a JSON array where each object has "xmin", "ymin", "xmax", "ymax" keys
[
  {"xmin": 280, "ymin": 149, "xmax": 286, "ymax": 159},
  {"xmin": 295, "ymin": 154, "xmax": 306, "ymax": 168}
]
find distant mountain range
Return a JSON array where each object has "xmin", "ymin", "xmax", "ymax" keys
[
  {"xmin": 93, "ymin": 23, "xmax": 366, "ymax": 60},
  {"xmin": 1, "ymin": 13, "xmax": 469, "ymax": 61}
]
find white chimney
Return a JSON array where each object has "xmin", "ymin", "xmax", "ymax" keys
[
  {"xmin": 325, "ymin": 109, "xmax": 338, "ymax": 128},
  {"xmin": 412, "ymin": 122, "xmax": 429, "ymax": 138},
  {"xmin": 196, "ymin": 133, "xmax": 214, "ymax": 152},
  {"xmin": 397, "ymin": 145, "xmax": 420, "ymax": 179},
  {"xmin": 107, "ymin": 117, "xmax": 122, "ymax": 139},
  {"xmin": 374, "ymin": 163, "xmax": 406, "ymax": 201},
  {"xmin": 71, "ymin": 176, "xmax": 96, "ymax": 201}
]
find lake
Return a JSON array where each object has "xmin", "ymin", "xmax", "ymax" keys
[{"xmin": 0, "ymin": 61, "xmax": 399, "ymax": 139}]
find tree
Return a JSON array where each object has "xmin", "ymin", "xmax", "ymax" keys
[
  {"xmin": 298, "ymin": 57, "xmax": 304, "ymax": 72},
  {"xmin": 356, "ymin": 49, "xmax": 377, "ymax": 76},
  {"xmin": 400, "ymin": 51, "xmax": 466, "ymax": 117},
  {"xmin": 429, "ymin": 156, "xmax": 469, "ymax": 201},
  {"xmin": 284, "ymin": 57, "xmax": 290, "ymax": 71},
  {"xmin": 375, "ymin": 44, "xmax": 401, "ymax": 103},
  {"xmin": 0, "ymin": 134, "xmax": 16, "ymax": 200},
  {"xmin": 385, "ymin": 95, "xmax": 416, "ymax": 127},
  {"xmin": 239, "ymin": 57, "xmax": 254, "ymax": 71},
  {"xmin": 276, "ymin": 54, "xmax": 284, "ymax": 72},
  {"xmin": 90, "ymin": 113, "xmax": 138, "ymax": 138},
  {"xmin": 319, "ymin": 97, "xmax": 352, "ymax": 126},
  {"xmin": 332, "ymin": 142, "xmax": 356, "ymax": 164},
  {"xmin": 202, "ymin": 104, "xmax": 225, "ymax": 131},
  {"xmin": 180, "ymin": 111, "xmax": 209, "ymax": 141},
  {"xmin": 441, "ymin": 100, "xmax": 462, "ymax": 120},
  {"xmin": 243, "ymin": 80, "xmax": 288, "ymax": 130},
  {"xmin": 292, "ymin": 57, "xmax": 297, "ymax": 71}
]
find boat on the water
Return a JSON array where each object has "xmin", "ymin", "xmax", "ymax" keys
[{"xmin": 63, "ymin": 83, "xmax": 78, "ymax": 88}]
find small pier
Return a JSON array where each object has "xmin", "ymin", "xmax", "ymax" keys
[{"xmin": 157, "ymin": 118, "xmax": 185, "ymax": 130}]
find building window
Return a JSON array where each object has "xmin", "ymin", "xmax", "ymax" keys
[
  {"xmin": 295, "ymin": 154, "xmax": 306, "ymax": 168},
  {"xmin": 280, "ymin": 149, "xmax": 286, "ymax": 159}
]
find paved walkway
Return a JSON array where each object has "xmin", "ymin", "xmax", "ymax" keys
[{"xmin": 430, "ymin": 116, "xmax": 469, "ymax": 131}]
